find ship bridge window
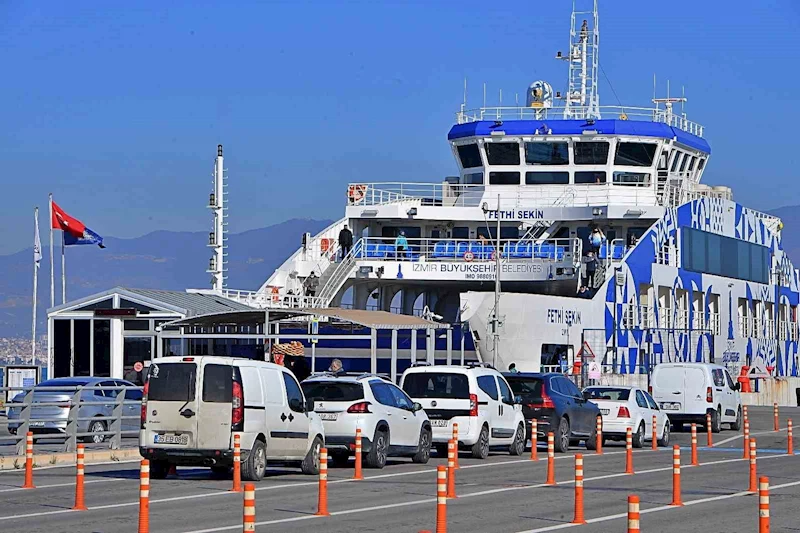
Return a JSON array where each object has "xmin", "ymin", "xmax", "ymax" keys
[
  {"xmin": 679, "ymin": 155, "xmax": 690, "ymax": 172},
  {"xmin": 614, "ymin": 142, "xmax": 658, "ymax": 167},
  {"xmin": 612, "ymin": 172, "xmax": 651, "ymax": 186},
  {"xmin": 575, "ymin": 171, "xmax": 607, "ymax": 184},
  {"xmin": 525, "ymin": 171, "xmax": 569, "ymax": 185},
  {"xmin": 463, "ymin": 172, "xmax": 484, "ymax": 185},
  {"xmin": 485, "ymin": 142, "xmax": 521, "ymax": 165},
  {"xmin": 697, "ymin": 159, "xmax": 706, "ymax": 172},
  {"xmin": 457, "ymin": 144, "xmax": 483, "ymax": 168},
  {"xmin": 670, "ymin": 152, "xmax": 683, "ymax": 172},
  {"xmin": 489, "ymin": 171, "xmax": 521, "ymax": 185},
  {"xmin": 574, "ymin": 142, "xmax": 609, "ymax": 165},
  {"xmin": 477, "ymin": 226, "xmax": 521, "ymax": 240},
  {"xmin": 525, "ymin": 142, "xmax": 569, "ymax": 165}
]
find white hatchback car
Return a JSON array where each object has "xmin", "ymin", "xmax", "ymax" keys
[
  {"xmin": 301, "ymin": 373, "xmax": 432, "ymax": 469},
  {"xmin": 583, "ymin": 386, "xmax": 671, "ymax": 448},
  {"xmin": 399, "ymin": 364, "xmax": 526, "ymax": 459}
]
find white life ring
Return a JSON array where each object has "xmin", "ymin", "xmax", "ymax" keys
[
  {"xmin": 347, "ymin": 184, "xmax": 367, "ymax": 203},
  {"xmin": 271, "ymin": 287, "xmax": 280, "ymax": 303}
]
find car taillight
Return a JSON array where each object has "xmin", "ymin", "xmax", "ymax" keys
[
  {"xmin": 141, "ymin": 380, "xmax": 149, "ymax": 429},
  {"xmin": 647, "ymin": 385, "xmax": 652, "ymax": 394},
  {"xmin": 469, "ymin": 393, "xmax": 478, "ymax": 417},
  {"xmin": 618, "ymin": 406, "xmax": 631, "ymax": 418},
  {"xmin": 347, "ymin": 401, "xmax": 372, "ymax": 414},
  {"xmin": 706, "ymin": 386, "xmax": 713, "ymax": 403},
  {"xmin": 232, "ymin": 380, "xmax": 244, "ymax": 430},
  {"xmin": 526, "ymin": 392, "xmax": 555, "ymax": 409}
]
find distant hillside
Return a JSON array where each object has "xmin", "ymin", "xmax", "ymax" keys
[{"xmin": 0, "ymin": 219, "xmax": 332, "ymax": 338}]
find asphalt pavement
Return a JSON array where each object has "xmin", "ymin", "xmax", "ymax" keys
[{"xmin": 0, "ymin": 406, "xmax": 797, "ymax": 533}]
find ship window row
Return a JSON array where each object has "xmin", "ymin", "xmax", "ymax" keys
[
  {"xmin": 681, "ymin": 227, "xmax": 770, "ymax": 284},
  {"xmin": 483, "ymin": 170, "xmax": 650, "ymax": 186},
  {"xmin": 458, "ymin": 140, "xmax": 658, "ymax": 169}
]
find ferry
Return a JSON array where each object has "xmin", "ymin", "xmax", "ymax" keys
[{"xmin": 212, "ymin": 0, "xmax": 800, "ymax": 379}]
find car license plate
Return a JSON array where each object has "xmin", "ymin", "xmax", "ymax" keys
[
  {"xmin": 600, "ymin": 409, "xmax": 610, "ymax": 416},
  {"xmin": 318, "ymin": 413, "xmax": 338, "ymax": 421},
  {"xmin": 430, "ymin": 419, "xmax": 449, "ymax": 427},
  {"xmin": 660, "ymin": 402, "xmax": 680, "ymax": 411},
  {"xmin": 154, "ymin": 433, "xmax": 189, "ymax": 445}
]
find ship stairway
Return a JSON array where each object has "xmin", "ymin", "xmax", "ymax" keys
[{"xmin": 317, "ymin": 246, "xmax": 358, "ymax": 307}]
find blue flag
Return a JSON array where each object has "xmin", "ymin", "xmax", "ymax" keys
[{"xmin": 64, "ymin": 227, "xmax": 105, "ymax": 248}]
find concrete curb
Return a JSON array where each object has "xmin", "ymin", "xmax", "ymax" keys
[{"xmin": 0, "ymin": 447, "xmax": 141, "ymax": 471}]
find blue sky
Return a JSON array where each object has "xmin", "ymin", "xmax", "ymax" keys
[{"xmin": 2, "ymin": 0, "xmax": 799, "ymax": 255}]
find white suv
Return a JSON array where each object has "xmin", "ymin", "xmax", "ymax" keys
[
  {"xmin": 399, "ymin": 364, "xmax": 526, "ymax": 459},
  {"xmin": 301, "ymin": 373, "xmax": 432, "ymax": 469}
]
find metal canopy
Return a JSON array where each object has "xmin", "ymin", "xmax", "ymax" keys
[{"xmin": 159, "ymin": 307, "xmax": 447, "ymax": 331}]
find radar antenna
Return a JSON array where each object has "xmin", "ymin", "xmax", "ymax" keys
[{"xmin": 557, "ymin": 0, "xmax": 600, "ymax": 119}]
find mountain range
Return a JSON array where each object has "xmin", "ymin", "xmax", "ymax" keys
[
  {"xmin": 0, "ymin": 218, "xmax": 333, "ymax": 339},
  {"xmin": 1, "ymin": 205, "xmax": 799, "ymax": 341}
]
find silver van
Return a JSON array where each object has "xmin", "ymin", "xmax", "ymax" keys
[{"xmin": 139, "ymin": 356, "xmax": 324, "ymax": 480}]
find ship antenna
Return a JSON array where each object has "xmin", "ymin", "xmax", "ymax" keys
[
  {"xmin": 209, "ymin": 144, "xmax": 228, "ymax": 292},
  {"xmin": 560, "ymin": 0, "xmax": 600, "ymax": 119}
]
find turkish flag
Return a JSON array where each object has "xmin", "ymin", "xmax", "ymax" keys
[{"xmin": 51, "ymin": 200, "xmax": 86, "ymax": 239}]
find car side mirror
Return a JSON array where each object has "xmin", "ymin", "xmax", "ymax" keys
[
  {"xmin": 514, "ymin": 395, "xmax": 523, "ymax": 405},
  {"xmin": 289, "ymin": 398, "xmax": 304, "ymax": 412},
  {"xmin": 733, "ymin": 382, "xmax": 741, "ymax": 391},
  {"xmin": 305, "ymin": 399, "xmax": 315, "ymax": 412},
  {"xmin": 412, "ymin": 402, "xmax": 423, "ymax": 412}
]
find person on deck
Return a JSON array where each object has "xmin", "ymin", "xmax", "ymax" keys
[
  {"xmin": 338, "ymin": 225, "xmax": 353, "ymax": 260},
  {"xmin": 395, "ymin": 231, "xmax": 409, "ymax": 260}
]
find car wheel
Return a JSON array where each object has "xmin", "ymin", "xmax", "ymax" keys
[
  {"xmin": 585, "ymin": 427, "xmax": 598, "ymax": 450},
  {"xmin": 554, "ymin": 418, "xmax": 570, "ymax": 453},
  {"xmin": 301, "ymin": 436, "xmax": 322, "ymax": 475},
  {"xmin": 241, "ymin": 439, "xmax": 267, "ymax": 481},
  {"xmin": 711, "ymin": 407, "xmax": 722, "ymax": 434},
  {"xmin": 632, "ymin": 422, "xmax": 645, "ymax": 449},
  {"xmin": 84, "ymin": 419, "xmax": 106, "ymax": 444},
  {"xmin": 471, "ymin": 425, "xmax": 490, "ymax": 459},
  {"xmin": 150, "ymin": 460, "xmax": 170, "ymax": 480},
  {"xmin": 509, "ymin": 424, "xmax": 525, "ymax": 456},
  {"xmin": 730, "ymin": 407, "xmax": 742, "ymax": 431},
  {"xmin": 412, "ymin": 428, "xmax": 432, "ymax": 464},
  {"xmin": 366, "ymin": 429, "xmax": 388, "ymax": 469},
  {"xmin": 329, "ymin": 451, "xmax": 350, "ymax": 468},
  {"xmin": 657, "ymin": 421, "xmax": 670, "ymax": 447}
]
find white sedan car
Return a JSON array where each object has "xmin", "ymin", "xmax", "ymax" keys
[{"xmin": 583, "ymin": 386, "xmax": 670, "ymax": 448}]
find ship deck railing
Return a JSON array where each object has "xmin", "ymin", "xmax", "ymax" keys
[
  {"xmin": 456, "ymin": 105, "xmax": 705, "ymax": 138},
  {"xmin": 352, "ymin": 236, "xmax": 582, "ymax": 264},
  {"xmin": 347, "ymin": 181, "xmax": 659, "ymax": 208},
  {"xmin": 221, "ymin": 289, "xmax": 326, "ymax": 309}
]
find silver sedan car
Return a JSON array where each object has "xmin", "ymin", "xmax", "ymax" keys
[{"xmin": 7, "ymin": 377, "xmax": 141, "ymax": 443}]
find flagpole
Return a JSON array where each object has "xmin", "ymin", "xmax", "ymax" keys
[
  {"xmin": 49, "ymin": 194, "xmax": 54, "ymax": 308},
  {"xmin": 61, "ymin": 231, "xmax": 66, "ymax": 304},
  {"xmin": 32, "ymin": 207, "xmax": 39, "ymax": 365}
]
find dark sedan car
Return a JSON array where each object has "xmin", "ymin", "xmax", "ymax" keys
[{"xmin": 503, "ymin": 372, "xmax": 600, "ymax": 452}]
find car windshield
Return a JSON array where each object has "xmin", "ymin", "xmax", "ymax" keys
[
  {"xmin": 402, "ymin": 373, "xmax": 470, "ymax": 399},
  {"xmin": 584, "ymin": 388, "xmax": 630, "ymax": 401},
  {"xmin": 505, "ymin": 377, "xmax": 544, "ymax": 400},
  {"xmin": 301, "ymin": 381, "xmax": 364, "ymax": 402}
]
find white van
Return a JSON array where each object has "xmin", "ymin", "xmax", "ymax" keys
[
  {"xmin": 139, "ymin": 356, "xmax": 324, "ymax": 480},
  {"xmin": 650, "ymin": 363, "xmax": 742, "ymax": 433},
  {"xmin": 399, "ymin": 364, "xmax": 526, "ymax": 459}
]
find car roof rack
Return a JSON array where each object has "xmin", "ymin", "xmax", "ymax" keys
[{"xmin": 466, "ymin": 362, "xmax": 495, "ymax": 369}]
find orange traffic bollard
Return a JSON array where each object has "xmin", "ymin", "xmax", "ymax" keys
[
  {"xmin": 231, "ymin": 434, "xmax": 242, "ymax": 493},
  {"xmin": 651, "ymin": 415, "xmax": 658, "ymax": 451},
  {"xmin": 530, "ymin": 419, "xmax": 538, "ymax": 461},
  {"xmin": 138, "ymin": 459, "xmax": 150, "ymax": 533},
  {"xmin": 627, "ymin": 495, "xmax": 640, "ymax": 533},
  {"xmin": 243, "ymin": 483, "xmax": 256, "ymax": 532},
  {"xmin": 446, "ymin": 439, "xmax": 457, "ymax": 499},
  {"xmin": 354, "ymin": 428, "xmax": 364, "ymax": 480},
  {"xmin": 596, "ymin": 415, "xmax": 603, "ymax": 455},
  {"xmin": 744, "ymin": 404, "xmax": 749, "ymax": 422},
  {"xmin": 670, "ymin": 445, "xmax": 683, "ymax": 506},
  {"xmin": 690, "ymin": 423, "xmax": 699, "ymax": 466},
  {"xmin": 72, "ymin": 444, "xmax": 87, "ymax": 511},
  {"xmin": 749, "ymin": 438, "xmax": 758, "ymax": 493},
  {"xmin": 743, "ymin": 417, "xmax": 751, "ymax": 460},
  {"xmin": 706, "ymin": 413, "xmax": 713, "ymax": 446},
  {"xmin": 316, "ymin": 447, "xmax": 330, "ymax": 516},
  {"xmin": 436, "ymin": 465, "xmax": 447, "ymax": 533},
  {"xmin": 452, "ymin": 423, "xmax": 460, "ymax": 470},
  {"xmin": 758, "ymin": 476, "xmax": 770, "ymax": 533},
  {"xmin": 774, "ymin": 403, "xmax": 779, "ymax": 432},
  {"xmin": 571, "ymin": 454, "xmax": 586, "ymax": 524},
  {"xmin": 625, "ymin": 427, "xmax": 634, "ymax": 475},
  {"xmin": 788, "ymin": 419, "xmax": 794, "ymax": 456},
  {"xmin": 22, "ymin": 432, "xmax": 34, "ymax": 489},
  {"xmin": 545, "ymin": 432, "xmax": 556, "ymax": 485}
]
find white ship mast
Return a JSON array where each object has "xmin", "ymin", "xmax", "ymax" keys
[
  {"xmin": 558, "ymin": 0, "xmax": 600, "ymax": 119},
  {"xmin": 207, "ymin": 144, "xmax": 228, "ymax": 291}
]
